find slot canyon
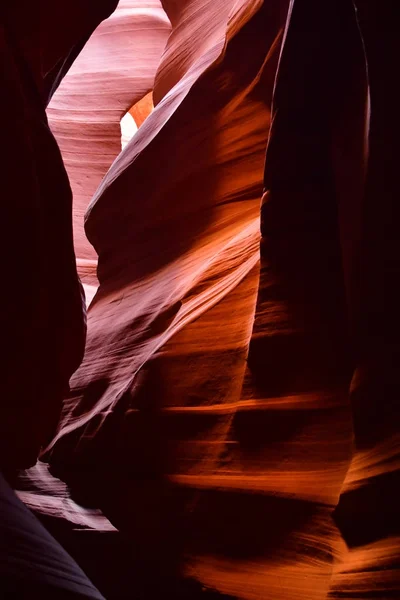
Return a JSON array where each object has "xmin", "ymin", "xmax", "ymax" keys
[{"xmin": 0, "ymin": 1, "xmax": 399, "ymax": 598}]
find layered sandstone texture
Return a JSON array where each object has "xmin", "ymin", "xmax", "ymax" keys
[
  {"xmin": 46, "ymin": 0, "xmax": 171, "ymax": 304},
  {"xmin": 1, "ymin": 0, "xmax": 399, "ymax": 599}
]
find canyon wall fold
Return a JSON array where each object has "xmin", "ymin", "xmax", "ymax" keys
[
  {"xmin": 47, "ymin": 0, "xmax": 171, "ymax": 304},
  {"xmin": 4, "ymin": 0, "xmax": 398, "ymax": 598}
]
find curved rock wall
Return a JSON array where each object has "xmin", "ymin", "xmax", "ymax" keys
[
  {"xmin": 47, "ymin": 0, "xmax": 294, "ymax": 593},
  {"xmin": 3, "ymin": 0, "xmax": 398, "ymax": 598},
  {"xmin": 47, "ymin": 0, "xmax": 171, "ymax": 303}
]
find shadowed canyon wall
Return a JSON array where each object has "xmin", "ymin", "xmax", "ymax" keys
[{"xmin": 1, "ymin": 0, "xmax": 399, "ymax": 598}]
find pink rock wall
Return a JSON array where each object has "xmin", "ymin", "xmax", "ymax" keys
[
  {"xmin": 45, "ymin": 1, "xmax": 399, "ymax": 598},
  {"xmin": 47, "ymin": 1, "xmax": 171, "ymax": 303},
  {"xmin": 2, "ymin": 0, "xmax": 398, "ymax": 598}
]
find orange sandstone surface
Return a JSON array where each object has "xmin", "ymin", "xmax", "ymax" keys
[{"xmin": 1, "ymin": 1, "xmax": 398, "ymax": 598}]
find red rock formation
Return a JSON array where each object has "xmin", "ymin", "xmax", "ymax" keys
[
  {"xmin": 2, "ymin": 0, "xmax": 399, "ymax": 598},
  {"xmin": 47, "ymin": 0, "xmax": 171, "ymax": 304},
  {"xmin": 45, "ymin": 0, "xmax": 291, "ymax": 595}
]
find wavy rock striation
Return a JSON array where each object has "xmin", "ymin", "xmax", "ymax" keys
[
  {"xmin": 6, "ymin": 0, "xmax": 399, "ymax": 598},
  {"xmin": 47, "ymin": 0, "xmax": 171, "ymax": 304}
]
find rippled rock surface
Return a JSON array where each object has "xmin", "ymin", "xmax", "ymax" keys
[{"xmin": 2, "ymin": 1, "xmax": 398, "ymax": 598}]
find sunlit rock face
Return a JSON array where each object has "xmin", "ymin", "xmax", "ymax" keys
[
  {"xmin": 46, "ymin": 0, "xmax": 171, "ymax": 303},
  {"xmin": 3, "ymin": 0, "xmax": 398, "ymax": 598},
  {"xmin": 43, "ymin": 0, "xmax": 398, "ymax": 598},
  {"xmin": 47, "ymin": 0, "xmax": 295, "ymax": 594}
]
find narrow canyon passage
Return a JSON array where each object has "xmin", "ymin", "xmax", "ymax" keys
[{"xmin": 0, "ymin": 1, "xmax": 399, "ymax": 599}]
